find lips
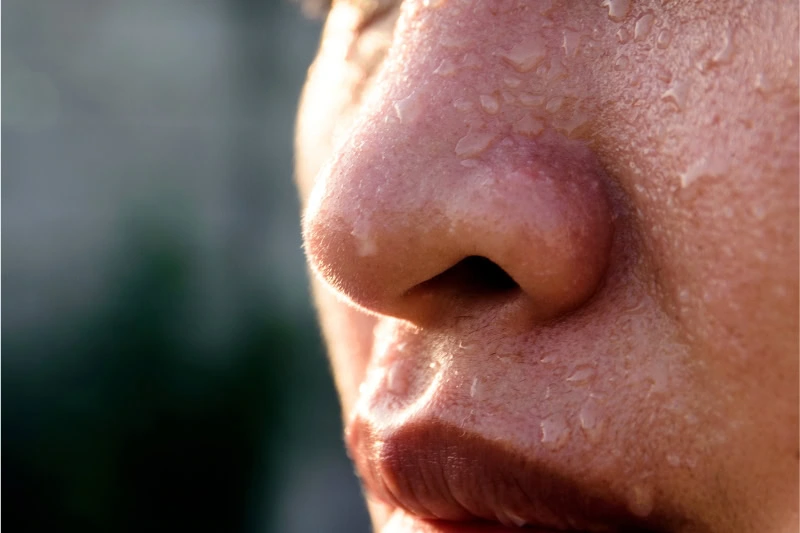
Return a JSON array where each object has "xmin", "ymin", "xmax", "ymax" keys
[{"xmin": 344, "ymin": 314, "xmax": 680, "ymax": 533}]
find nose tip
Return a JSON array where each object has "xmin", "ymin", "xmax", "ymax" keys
[{"xmin": 303, "ymin": 130, "xmax": 614, "ymax": 323}]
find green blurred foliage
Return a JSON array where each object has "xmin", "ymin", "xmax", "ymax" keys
[{"xmin": 4, "ymin": 225, "xmax": 344, "ymax": 533}]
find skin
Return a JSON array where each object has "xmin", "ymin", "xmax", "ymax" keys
[{"xmin": 295, "ymin": 1, "xmax": 799, "ymax": 531}]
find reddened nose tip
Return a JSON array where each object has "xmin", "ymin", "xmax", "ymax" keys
[{"xmin": 302, "ymin": 131, "xmax": 614, "ymax": 323}]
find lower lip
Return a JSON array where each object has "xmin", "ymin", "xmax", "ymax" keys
[{"xmin": 380, "ymin": 509, "xmax": 563, "ymax": 533}]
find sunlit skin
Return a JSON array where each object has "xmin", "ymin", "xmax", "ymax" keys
[{"xmin": 295, "ymin": 1, "xmax": 798, "ymax": 532}]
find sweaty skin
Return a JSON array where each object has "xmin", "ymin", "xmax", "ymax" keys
[{"xmin": 296, "ymin": 1, "xmax": 798, "ymax": 532}]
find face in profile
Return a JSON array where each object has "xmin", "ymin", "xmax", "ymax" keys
[{"xmin": 295, "ymin": 1, "xmax": 799, "ymax": 531}]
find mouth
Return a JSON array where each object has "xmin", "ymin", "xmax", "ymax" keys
[
  {"xmin": 344, "ymin": 314, "xmax": 685, "ymax": 533},
  {"xmin": 348, "ymin": 418, "xmax": 666, "ymax": 533}
]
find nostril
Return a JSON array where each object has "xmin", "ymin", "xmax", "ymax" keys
[{"xmin": 411, "ymin": 256, "xmax": 520, "ymax": 299}]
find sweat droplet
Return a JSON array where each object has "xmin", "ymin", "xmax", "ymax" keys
[
  {"xmin": 387, "ymin": 360, "xmax": 411, "ymax": 395},
  {"xmin": 755, "ymin": 72, "xmax": 772, "ymax": 94},
  {"xmin": 518, "ymin": 92, "xmax": 545, "ymax": 107},
  {"xmin": 545, "ymin": 96, "xmax": 564, "ymax": 113},
  {"xmin": 557, "ymin": 111, "xmax": 590, "ymax": 138},
  {"xmin": 499, "ymin": 37, "xmax": 547, "ymax": 72},
  {"xmin": 579, "ymin": 401, "xmax": 604, "ymax": 444},
  {"xmin": 679, "ymin": 154, "xmax": 728, "ymax": 188},
  {"xmin": 562, "ymin": 29, "xmax": 581, "ymax": 57},
  {"xmin": 602, "ymin": 0, "xmax": 631, "ymax": 22},
  {"xmin": 453, "ymin": 98, "xmax": 474, "ymax": 112},
  {"xmin": 434, "ymin": 58, "xmax": 458, "ymax": 77},
  {"xmin": 513, "ymin": 115, "xmax": 544, "ymax": 137},
  {"xmin": 656, "ymin": 29, "xmax": 672, "ymax": 49},
  {"xmin": 455, "ymin": 129, "xmax": 497, "ymax": 158},
  {"xmin": 661, "ymin": 79, "xmax": 690, "ymax": 110},
  {"xmin": 710, "ymin": 27, "xmax": 734, "ymax": 66},
  {"xmin": 497, "ymin": 510, "xmax": 527, "ymax": 528},
  {"xmin": 634, "ymin": 13, "xmax": 655, "ymax": 41},
  {"xmin": 567, "ymin": 366, "xmax": 595, "ymax": 383},
  {"xmin": 613, "ymin": 55, "xmax": 630, "ymax": 71},
  {"xmin": 479, "ymin": 94, "xmax": 500, "ymax": 114},
  {"xmin": 616, "ymin": 27, "xmax": 630, "ymax": 44},
  {"xmin": 627, "ymin": 484, "xmax": 654, "ymax": 518},
  {"xmin": 394, "ymin": 91, "xmax": 423, "ymax": 123},
  {"xmin": 470, "ymin": 377, "xmax": 479, "ymax": 398},
  {"xmin": 540, "ymin": 414, "xmax": 570, "ymax": 451},
  {"xmin": 351, "ymin": 217, "xmax": 377, "ymax": 256}
]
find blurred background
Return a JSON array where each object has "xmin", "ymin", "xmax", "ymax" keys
[{"xmin": 3, "ymin": 0, "xmax": 372, "ymax": 531}]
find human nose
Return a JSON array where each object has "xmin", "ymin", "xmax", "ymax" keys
[{"xmin": 302, "ymin": 87, "xmax": 615, "ymax": 325}]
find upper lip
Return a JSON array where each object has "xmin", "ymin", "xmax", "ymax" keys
[{"xmin": 345, "ymin": 328, "xmax": 674, "ymax": 533}]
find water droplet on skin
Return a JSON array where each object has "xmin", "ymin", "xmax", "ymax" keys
[
  {"xmin": 434, "ymin": 58, "xmax": 458, "ymax": 77},
  {"xmin": 518, "ymin": 92, "xmax": 545, "ymax": 107},
  {"xmin": 394, "ymin": 91, "xmax": 423, "ymax": 123},
  {"xmin": 579, "ymin": 401, "xmax": 604, "ymax": 444},
  {"xmin": 479, "ymin": 94, "xmax": 500, "ymax": 114},
  {"xmin": 351, "ymin": 217, "xmax": 378, "ymax": 256},
  {"xmin": 613, "ymin": 55, "xmax": 630, "ymax": 71},
  {"xmin": 540, "ymin": 354, "xmax": 556, "ymax": 364},
  {"xmin": 654, "ymin": 64, "xmax": 672, "ymax": 83},
  {"xmin": 656, "ymin": 29, "xmax": 672, "ymax": 49},
  {"xmin": 497, "ymin": 510, "xmax": 527, "ymax": 528},
  {"xmin": 453, "ymin": 98, "xmax": 474, "ymax": 112},
  {"xmin": 546, "ymin": 59, "xmax": 567, "ymax": 81},
  {"xmin": 455, "ymin": 129, "xmax": 497, "ymax": 157},
  {"xmin": 513, "ymin": 115, "xmax": 544, "ymax": 137},
  {"xmin": 540, "ymin": 414, "xmax": 570, "ymax": 451},
  {"xmin": 679, "ymin": 153, "xmax": 727, "ymax": 188},
  {"xmin": 755, "ymin": 72, "xmax": 772, "ymax": 94},
  {"xmin": 499, "ymin": 37, "xmax": 547, "ymax": 72},
  {"xmin": 562, "ymin": 29, "xmax": 582, "ymax": 57},
  {"xmin": 710, "ymin": 27, "xmax": 734, "ymax": 66},
  {"xmin": 461, "ymin": 52, "xmax": 482, "ymax": 70},
  {"xmin": 602, "ymin": 0, "xmax": 631, "ymax": 22},
  {"xmin": 545, "ymin": 96, "xmax": 564, "ymax": 113},
  {"xmin": 470, "ymin": 377, "xmax": 479, "ymax": 398},
  {"xmin": 616, "ymin": 27, "xmax": 630, "ymax": 44},
  {"xmin": 387, "ymin": 360, "xmax": 411, "ymax": 395},
  {"xmin": 557, "ymin": 111, "xmax": 590, "ymax": 138},
  {"xmin": 535, "ymin": 63, "xmax": 549, "ymax": 77},
  {"xmin": 503, "ymin": 76, "xmax": 522, "ymax": 88},
  {"xmin": 440, "ymin": 32, "xmax": 470, "ymax": 50},
  {"xmin": 627, "ymin": 484, "xmax": 654, "ymax": 518},
  {"xmin": 567, "ymin": 366, "xmax": 595, "ymax": 383},
  {"xmin": 634, "ymin": 13, "xmax": 655, "ymax": 41},
  {"xmin": 661, "ymin": 79, "xmax": 690, "ymax": 110}
]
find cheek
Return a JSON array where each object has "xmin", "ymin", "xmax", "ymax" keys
[
  {"xmin": 296, "ymin": 0, "xmax": 799, "ymax": 494},
  {"xmin": 313, "ymin": 278, "xmax": 378, "ymax": 416}
]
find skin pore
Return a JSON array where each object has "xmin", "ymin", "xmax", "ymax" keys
[{"xmin": 295, "ymin": 1, "xmax": 798, "ymax": 532}]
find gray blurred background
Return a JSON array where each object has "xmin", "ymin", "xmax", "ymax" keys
[{"xmin": 3, "ymin": 1, "xmax": 371, "ymax": 531}]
